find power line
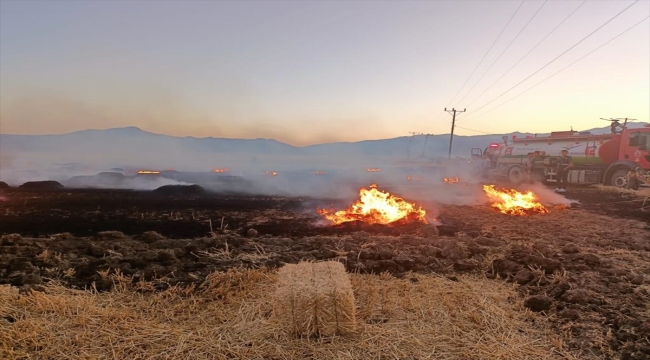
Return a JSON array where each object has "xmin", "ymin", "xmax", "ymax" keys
[
  {"xmin": 446, "ymin": 0, "xmax": 525, "ymax": 107},
  {"xmin": 457, "ymin": 0, "xmax": 546, "ymax": 106},
  {"xmin": 461, "ymin": 15, "xmax": 650, "ymax": 123},
  {"xmin": 460, "ymin": 0, "xmax": 641, "ymax": 120},
  {"xmin": 431, "ymin": 0, "xmax": 525, "ymax": 127},
  {"xmin": 465, "ymin": 0, "xmax": 587, "ymax": 109},
  {"xmin": 454, "ymin": 125, "xmax": 493, "ymax": 135}
]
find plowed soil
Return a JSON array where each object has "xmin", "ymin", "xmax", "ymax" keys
[{"xmin": 1, "ymin": 186, "xmax": 649, "ymax": 359}]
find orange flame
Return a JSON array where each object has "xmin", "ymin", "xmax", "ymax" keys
[
  {"xmin": 482, "ymin": 185, "xmax": 548, "ymax": 215},
  {"xmin": 213, "ymin": 168, "xmax": 229, "ymax": 173},
  {"xmin": 265, "ymin": 171, "xmax": 278, "ymax": 176},
  {"xmin": 443, "ymin": 177, "xmax": 460, "ymax": 184},
  {"xmin": 366, "ymin": 168, "xmax": 382, "ymax": 172},
  {"xmin": 137, "ymin": 170, "xmax": 160, "ymax": 174},
  {"xmin": 407, "ymin": 176, "xmax": 424, "ymax": 181},
  {"xmin": 317, "ymin": 184, "xmax": 427, "ymax": 225},
  {"xmin": 313, "ymin": 171, "xmax": 327, "ymax": 175}
]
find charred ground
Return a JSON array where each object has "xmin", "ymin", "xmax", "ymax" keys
[{"xmin": 0, "ymin": 186, "xmax": 649, "ymax": 359}]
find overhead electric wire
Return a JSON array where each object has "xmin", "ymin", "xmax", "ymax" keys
[
  {"xmin": 464, "ymin": 0, "xmax": 587, "ymax": 108},
  {"xmin": 461, "ymin": 15, "xmax": 650, "ymax": 123},
  {"xmin": 432, "ymin": 0, "xmax": 525, "ymax": 125},
  {"xmin": 457, "ymin": 0, "xmax": 546, "ymax": 106},
  {"xmin": 453, "ymin": 125, "xmax": 493, "ymax": 134},
  {"xmin": 445, "ymin": 0, "xmax": 525, "ymax": 107},
  {"xmin": 459, "ymin": 0, "xmax": 641, "ymax": 119}
]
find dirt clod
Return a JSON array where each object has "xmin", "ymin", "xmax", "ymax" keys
[
  {"xmin": 562, "ymin": 243, "xmax": 581, "ymax": 254},
  {"xmin": 558, "ymin": 309, "xmax": 580, "ymax": 321},
  {"xmin": 141, "ymin": 231, "xmax": 165, "ymax": 242},
  {"xmin": 562, "ymin": 289, "xmax": 593, "ymax": 304},
  {"xmin": 247, "ymin": 228, "xmax": 259, "ymax": 237},
  {"xmin": 1, "ymin": 233, "xmax": 21, "ymax": 245},
  {"xmin": 96, "ymin": 231, "xmax": 126, "ymax": 240},
  {"xmin": 524, "ymin": 295, "xmax": 553, "ymax": 312},
  {"xmin": 440, "ymin": 241, "xmax": 467, "ymax": 260},
  {"xmin": 581, "ymin": 253, "xmax": 601, "ymax": 266},
  {"xmin": 492, "ymin": 258, "xmax": 521, "ymax": 277},
  {"xmin": 514, "ymin": 269, "xmax": 534, "ymax": 285}
]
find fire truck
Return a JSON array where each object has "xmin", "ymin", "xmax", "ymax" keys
[{"xmin": 471, "ymin": 123, "xmax": 650, "ymax": 187}]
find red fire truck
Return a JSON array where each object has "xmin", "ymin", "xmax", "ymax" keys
[{"xmin": 471, "ymin": 124, "xmax": 650, "ymax": 187}]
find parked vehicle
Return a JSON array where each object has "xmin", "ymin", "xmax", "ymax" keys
[{"xmin": 471, "ymin": 124, "xmax": 650, "ymax": 187}]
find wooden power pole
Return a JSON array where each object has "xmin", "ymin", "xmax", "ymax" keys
[
  {"xmin": 407, "ymin": 132, "xmax": 423, "ymax": 158},
  {"xmin": 445, "ymin": 108, "xmax": 466, "ymax": 159}
]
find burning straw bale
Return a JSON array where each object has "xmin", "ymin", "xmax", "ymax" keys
[{"xmin": 272, "ymin": 261, "xmax": 357, "ymax": 337}]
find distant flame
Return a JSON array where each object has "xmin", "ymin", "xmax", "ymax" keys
[
  {"xmin": 213, "ymin": 168, "xmax": 229, "ymax": 173},
  {"xmin": 366, "ymin": 168, "xmax": 382, "ymax": 172},
  {"xmin": 137, "ymin": 170, "xmax": 160, "ymax": 174},
  {"xmin": 313, "ymin": 171, "xmax": 327, "ymax": 175},
  {"xmin": 265, "ymin": 171, "xmax": 278, "ymax": 176},
  {"xmin": 443, "ymin": 177, "xmax": 466, "ymax": 186},
  {"xmin": 407, "ymin": 176, "xmax": 424, "ymax": 181},
  {"xmin": 443, "ymin": 177, "xmax": 460, "ymax": 184},
  {"xmin": 482, "ymin": 185, "xmax": 548, "ymax": 215},
  {"xmin": 317, "ymin": 184, "xmax": 427, "ymax": 225}
]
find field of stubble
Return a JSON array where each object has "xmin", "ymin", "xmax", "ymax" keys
[{"xmin": 0, "ymin": 186, "xmax": 648, "ymax": 359}]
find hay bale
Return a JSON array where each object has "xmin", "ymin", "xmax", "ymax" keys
[{"xmin": 273, "ymin": 261, "xmax": 356, "ymax": 337}]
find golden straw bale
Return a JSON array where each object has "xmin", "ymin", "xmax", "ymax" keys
[{"xmin": 272, "ymin": 261, "xmax": 356, "ymax": 337}]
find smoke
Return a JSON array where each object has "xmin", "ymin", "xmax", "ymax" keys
[
  {"xmin": 524, "ymin": 182, "xmax": 576, "ymax": 207},
  {"xmin": 64, "ymin": 174, "xmax": 189, "ymax": 191}
]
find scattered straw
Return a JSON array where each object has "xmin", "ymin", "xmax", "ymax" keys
[{"xmin": 0, "ymin": 268, "xmax": 576, "ymax": 360}]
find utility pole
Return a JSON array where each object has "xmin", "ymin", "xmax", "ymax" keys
[
  {"xmin": 420, "ymin": 133, "xmax": 433, "ymax": 157},
  {"xmin": 600, "ymin": 117, "xmax": 636, "ymax": 134},
  {"xmin": 407, "ymin": 132, "xmax": 423, "ymax": 158},
  {"xmin": 445, "ymin": 108, "xmax": 466, "ymax": 159}
]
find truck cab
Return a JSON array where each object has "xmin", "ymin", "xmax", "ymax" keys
[{"xmin": 605, "ymin": 126, "xmax": 650, "ymax": 187}]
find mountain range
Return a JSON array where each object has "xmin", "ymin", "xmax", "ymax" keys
[{"xmin": 1, "ymin": 123, "xmax": 648, "ymax": 178}]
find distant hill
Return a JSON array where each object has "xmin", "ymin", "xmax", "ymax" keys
[{"xmin": 1, "ymin": 123, "xmax": 647, "ymax": 177}]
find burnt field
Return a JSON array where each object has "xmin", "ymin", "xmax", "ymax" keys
[{"xmin": 1, "ymin": 186, "xmax": 649, "ymax": 359}]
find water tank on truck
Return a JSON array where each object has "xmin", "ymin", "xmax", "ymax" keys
[{"xmin": 473, "ymin": 127, "xmax": 650, "ymax": 186}]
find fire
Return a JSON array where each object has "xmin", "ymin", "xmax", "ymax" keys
[
  {"xmin": 265, "ymin": 171, "xmax": 278, "ymax": 176},
  {"xmin": 213, "ymin": 168, "xmax": 229, "ymax": 173},
  {"xmin": 137, "ymin": 170, "xmax": 160, "ymax": 174},
  {"xmin": 317, "ymin": 184, "xmax": 427, "ymax": 225},
  {"xmin": 407, "ymin": 176, "xmax": 424, "ymax": 181},
  {"xmin": 482, "ymin": 185, "xmax": 548, "ymax": 215},
  {"xmin": 313, "ymin": 171, "xmax": 327, "ymax": 175},
  {"xmin": 443, "ymin": 177, "xmax": 460, "ymax": 184},
  {"xmin": 443, "ymin": 177, "xmax": 466, "ymax": 186},
  {"xmin": 366, "ymin": 168, "xmax": 382, "ymax": 172}
]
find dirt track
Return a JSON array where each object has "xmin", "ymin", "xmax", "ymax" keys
[{"xmin": 0, "ymin": 186, "xmax": 649, "ymax": 359}]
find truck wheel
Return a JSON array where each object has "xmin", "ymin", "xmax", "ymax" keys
[
  {"xmin": 508, "ymin": 166, "xmax": 524, "ymax": 185},
  {"xmin": 610, "ymin": 169, "xmax": 629, "ymax": 188}
]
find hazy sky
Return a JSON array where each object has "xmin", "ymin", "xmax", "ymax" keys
[{"xmin": 1, "ymin": 0, "xmax": 648, "ymax": 145}]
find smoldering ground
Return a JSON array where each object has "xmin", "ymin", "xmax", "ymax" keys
[{"xmin": 0, "ymin": 149, "xmax": 574, "ymax": 216}]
